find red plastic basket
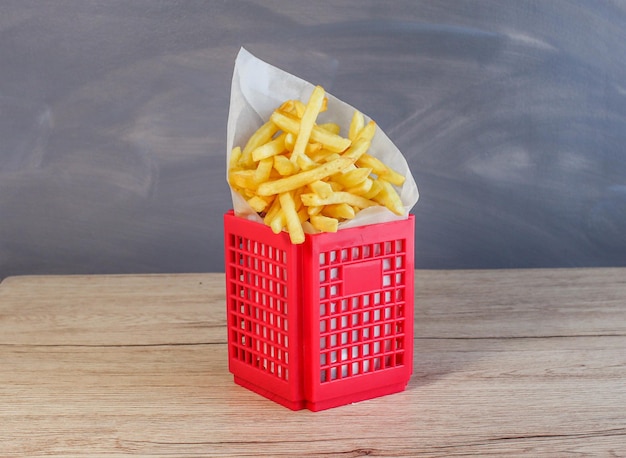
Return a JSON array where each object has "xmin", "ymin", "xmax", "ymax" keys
[{"xmin": 224, "ymin": 210, "xmax": 414, "ymax": 411}]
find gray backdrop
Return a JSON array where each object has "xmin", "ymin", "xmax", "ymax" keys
[{"xmin": 2, "ymin": 0, "xmax": 626, "ymax": 279}]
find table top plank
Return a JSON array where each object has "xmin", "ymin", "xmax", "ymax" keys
[
  {"xmin": 1, "ymin": 268, "xmax": 625, "ymax": 457},
  {"xmin": 0, "ymin": 273, "xmax": 225, "ymax": 346}
]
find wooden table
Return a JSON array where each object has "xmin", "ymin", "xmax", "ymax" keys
[{"xmin": 1, "ymin": 269, "xmax": 625, "ymax": 457}]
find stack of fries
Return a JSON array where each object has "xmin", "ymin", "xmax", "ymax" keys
[{"xmin": 228, "ymin": 85, "xmax": 406, "ymax": 244}]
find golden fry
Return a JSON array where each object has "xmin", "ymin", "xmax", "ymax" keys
[
  {"xmin": 270, "ymin": 110, "xmax": 351, "ymax": 153},
  {"xmin": 270, "ymin": 210, "xmax": 286, "ymax": 234},
  {"xmin": 247, "ymin": 195, "xmax": 272, "ymax": 213},
  {"xmin": 229, "ymin": 169, "xmax": 257, "ymax": 190},
  {"xmin": 279, "ymin": 192, "xmax": 305, "ymax": 244},
  {"xmin": 257, "ymin": 156, "xmax": 353, "ymax": 196},
  {"xmin": 263, "ymin": 197, "xmax": 282, "ymax": 225},
  {"xmin": 373, "ymin": 178, "xmax": 404, "ymax": 215},
  {"xmin": 284, "ymin": 132, "xmax": 296, "ymax": 152},
  {"xmin": 341, "ymin": 137, "xmax": 371, "ymax": 162},
  {"xmin": 278, "ymin": 99, "xmax": 296, "ymax": 114},
  {"xmin": 322, "ymin": 203, "xmax": 356, "ymax": 220},
  {"xmin": 362, "ymin": 178, "xmax": 383, "ymax": 199},
  {"xmin": 333, "ymin": 167, "xmax": 372, "ymax": 188},
  {"xmin": 354, "ymin": 120, "xmax": 377, "ymax": 142},
  {"xmin": 228, "ymin": 84, "xmax": 408, "ymax": 243},
  {"xmin": 309, "ymin": 149, "xmax": 336, "ymax": 163},
  {"xmin": 300, "ymin": 191, "xmax": 377, "ymax": 209},
  {"xmin": 294, "ymin": 100, "xmax": 306, "ymax": 118},
  {"xmin": 356, "ymin": 153, "xmax": 406, "ymax": 186},
  {"xmin": 291, "ymin": 85, "xmax": 325, "ymax": 165},
  {"xmin": 297, "ymin": 207, "xmax": 309, "ymax": 223},
  {"xmin": 306, "ymin": 142, "xmax": 323, "ymax": 155},
  {"xmin": 252, "ymin": 133, "xmax": 286, "ymax": 162},
  {"xmin": 273, "ymin": 155, "xmax": 296, "ymax": 176},
  {"xmin": 349, "ymin": 111, "xmax": 365, "ymax": 141},
  {"xmin": 254, "ymin": 158, "xmax": 274, "ymax": 184},
  {"xmin": 308, "ymin": 180, "xmax": 333, "ymax": 199},
  {"xmin": 240, "ymin": 121, "xmax": 280, "ymax": 166},
  {"xmin": 229, "ymin": 146, "xmax": 242, "ymax": 170},
  {"xmin": 310, "ymin": 214, "xmax": 338, "ymax": 232},
  {"xmin": 318, "ymin": 122, "xmax": 341, "ymax": 135},
  {"xmin": 296, "ymin": 153, "xmax": 317, "ymax": 171},
  {"xmin": 345, "ymin": 177, "xmax": 373, "ymax": 196}
]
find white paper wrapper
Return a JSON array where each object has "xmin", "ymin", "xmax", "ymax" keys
[{"xmin": 227, "ymin": 47, "xmax": 419, "ymax": 230}]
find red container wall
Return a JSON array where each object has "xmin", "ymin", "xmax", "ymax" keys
[
  {"xmin": 224, "ymin": 210, "xmax": 414, "ymax": 411},
  {"xmin": 302, "ymin": 217, "xmax": 415, "ymax": 411},
  {"xmin": 224, "ymin": 212, "xmax": 306, "ymax": 410}
]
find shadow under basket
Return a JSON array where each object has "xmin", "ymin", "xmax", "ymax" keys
[{"xmin": 224, "ymin": 210, "xmax": 415, "ymax": 411}]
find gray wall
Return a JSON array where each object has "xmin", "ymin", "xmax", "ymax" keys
[{"xmin": 1, "ymin": 0, "xmax": 626, "ymax": 279}]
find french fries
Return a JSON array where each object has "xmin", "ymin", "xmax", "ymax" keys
[{"xmin": 228, "ymin": 85, "xmax": 406, "ymax": 244}]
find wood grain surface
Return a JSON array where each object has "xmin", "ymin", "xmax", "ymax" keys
[{"xmin": 1, "ymin": 269, "xmax": 625, "ymax": 457}]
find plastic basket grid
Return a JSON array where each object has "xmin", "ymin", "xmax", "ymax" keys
[
  {"xmin": 224, "ymin": 210, "xmax": 414, "ymax": 411},
  {"xmin": 317, "ymin": 241, "xmax": 409, "ymax": 384},
  {"xmin": 228, "ymin": 240, "xmax": 290, "ymax": 380}
]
